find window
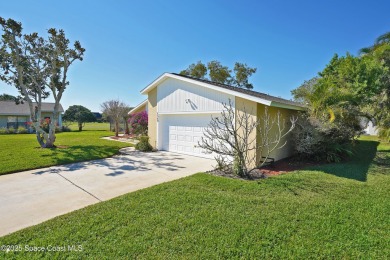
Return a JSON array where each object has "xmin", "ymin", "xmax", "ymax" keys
[{"xmin": 7, "ymin": 116, "xmax": 17, "ymax": 122}]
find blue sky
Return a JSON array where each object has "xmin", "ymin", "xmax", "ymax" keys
[{"xmin": 0, "ymin": 0, "xmax": 389, "ymax": 112}]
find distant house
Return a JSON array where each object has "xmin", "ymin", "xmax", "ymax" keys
[
  {"xmin": 364, "ymin": 121, "xmax": 378, "ymax": 136},
  {"xmin": 0, "ymin": 101, "xmax": 64, "ymax": 129},
  {"xmin": 92, "ymin": 112, "xmax": 103, "ymax": 122}
]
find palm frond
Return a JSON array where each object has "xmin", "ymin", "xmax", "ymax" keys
[{"xmin": 375, "ymin": 32, "xmax": 390, "ymax": 45}]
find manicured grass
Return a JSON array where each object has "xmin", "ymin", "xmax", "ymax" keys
[
  {"xmin": 67, "ymin": 122, "xmax": 111, "ymax": 131},
  {"xmin": 0, "ymin": 137, "xmax": 389, "ymax": 258},
  {"xmin": 0, "ymin": 130, "xmax": 131, "ymax": 175}
]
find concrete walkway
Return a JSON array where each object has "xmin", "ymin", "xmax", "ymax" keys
[{"xmin": 0, "ymin": 149, "xmax": 214, "ymax": 237}]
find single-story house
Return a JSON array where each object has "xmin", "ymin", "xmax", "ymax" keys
[
  {"xmin": 0, "ymin": 101, "xmax": 64, "ymax": 129},
  {"xmin": 129, "ymin": 73, "xmax": 304, "ymax": 166}
]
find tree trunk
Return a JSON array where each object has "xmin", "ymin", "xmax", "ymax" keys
[
  {"xmin": 115, "ymin": 121, "xmax": 119, "ymax": 137},
  {"xmin": 46, "ymin": 121, "xmax": 56, "ymax": 148},
  {"xmin": 35, "ymin": 131, "xmax": 45, "ymax": 147},
  {"xmin": 78, "ymin": 122, "xmax": 83, "ymax": 131},
  {"xmin": 124, "ymin": 119, "xmax": 129, "ymax": 135}
]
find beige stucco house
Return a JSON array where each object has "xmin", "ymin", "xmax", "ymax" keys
[{"xmin": 129, "ymin": 73, "xmax": 304, "ymax": 166}]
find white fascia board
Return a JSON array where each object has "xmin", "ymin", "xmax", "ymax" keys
[
  {"xmin": 128, "ymin": 99, "xmax": 147, "ymax": 114},
  {"xmin": 140, "ymin": 73, "xmax": 170, "ymax": 95},
  {"xmin": 141, "ymin": 73, "xmax": 272, "ymax": 106},
  {"xmin": 158, "ymin": 111, "xmax": 222, "ymax": 115},
  {"xmin": 270, "ymin": 101, "xmax": 306, "ymax": 111}
]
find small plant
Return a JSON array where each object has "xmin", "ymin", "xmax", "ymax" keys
[
  {"xmin": 378, "ymin": 128, "xmax": 390, "ymax": 142},
  {"xmin": 0, "ymin": 127, "xmax": 7, "ymax": 134},
  {"xmin": 232, "ymin": 156, "xmax": 244, "ymax": 177},
  {"xmin": 135, "ymin": 136, "xmax": 153, "ymax": 152},
  {"xmin": 17, "ymin": 126, "xmax": 28, "ymax": 134},
  {"xmin": 7, "ymin": 127, "xmax": 16, "ymax": 134}
]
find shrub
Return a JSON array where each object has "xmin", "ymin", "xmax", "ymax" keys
[
  {"xmin": 135, "ymin": 136, "xmax": 153, "ymax": 152},
  {"xmin": 17, "ymin": 126, "xmax": 28, "ymax": 134},
  {"xmin": 7, "ymin": 127, "xmax": 16, "ymax": 134},
  {"xmin": 292, "ymin": 113, "xmax": 356, "ymax": 162},
  {"xmin": 0, "ymin": 127, "xmax": 7, "ymax": 134},
  {"xmin": 378, "ymin": 128, "xmax": 390, "ymax": 142},
  {"xmin": 129, "ymin": 111, "xmax": 148, "ymax": 135}
]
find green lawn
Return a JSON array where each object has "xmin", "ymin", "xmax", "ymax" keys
[
  {"xmin": 0, "ymin": 136, "xmax": 389, "ymax": 258},
  {"xmin": 67, "ymin": 122, "xmax": 111, "ymax": 131},
  {"xmin": 0, "ymin": 129, "xmax": 131, "ymax": 175}
]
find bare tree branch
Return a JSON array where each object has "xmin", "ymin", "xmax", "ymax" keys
[{"xmin": 198, "ymin": 99, "xmax": 297, "ymax": 178}]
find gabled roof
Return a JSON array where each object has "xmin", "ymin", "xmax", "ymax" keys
[
  {"xmin": 140, "ymin": 73, "xmax": 305, "ymax": 111},
  {"xmin": 128, "ymin": 99, "xmax": 147, "ymax": 115},
  {"xmin": 0, "ymin": 101, "xmax": 64, "ymax": 116}
]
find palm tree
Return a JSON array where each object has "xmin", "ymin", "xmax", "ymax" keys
[{"xmin": 359, "ymin": 32, "xmax": 390, "ymax": 55}]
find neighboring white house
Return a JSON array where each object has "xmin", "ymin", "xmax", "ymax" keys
[
  {"xmin": 364, "ymin": 121, "xmax": 378, "ymax": 135},
  {"xmin": 0, "ymin": 101, "xmax": 64, "ymax": 130},
  {"xmin": 130, "ymin": 73, "xmax": 305, "ymax": 165}
]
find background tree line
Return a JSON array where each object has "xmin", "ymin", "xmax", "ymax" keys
[{"xmin": 180, "ymin": 61, "xmax": 257, "ymax": 89}]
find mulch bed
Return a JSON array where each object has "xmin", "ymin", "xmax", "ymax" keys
[
  {"xmin": 209, "ymin": 157, "xmax": 323, "ymax": 180},
  {"xmin": 110, "ymin": 135, "xmax": 134, "ymax": 140},
  {"xmin": 259, "ymin": 157, "xmax": 321, "ymax": 176}
]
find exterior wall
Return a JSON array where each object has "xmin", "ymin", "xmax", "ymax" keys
[
  {"xmin": 0, "ymin": 112, "xmax": 62, "ymax": 129},
  {"xmin": 364, "ymin": 121, "xmax": 378, "ymax": 136},
  {"xmin": 0, "ymin": 115, "xmax": 29, "ymax": 129},
  {"xmin": 0, "ymin": 116, "xmax": 7, "ymax": 128},
  {"xmin": 41, "ymin": 112, "xmax": 62, "ymax": 127},
  {"xmin": 257, "ymin": 104, "xmax": 296, "ymax": 162},
  {"xmin": 157, "ymin": 78, "xmax": 234, "ymax": 113},
  {"xmin": 235, "ymin": 97, "xmax": 258, "ymax": 169},
  {"xmin": 148, "ymin": 87, "xmax": 158, "ymax": 148}
]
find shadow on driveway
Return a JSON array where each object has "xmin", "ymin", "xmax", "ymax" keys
[{"xmin": 34, "ymin": 150, "xmax": 188, "ymax": 177}]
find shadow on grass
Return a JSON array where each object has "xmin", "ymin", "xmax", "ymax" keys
[
  {"xmin": 71, "ymin": 130, "xmax": 109, "ymax": 132},
  {"xmin": 41, "ymin": 145, "xmax": 122, "ymax": 165},
  {"xmin": 305, "ymin": 140, "xmax": 379, "ymax": 182}
]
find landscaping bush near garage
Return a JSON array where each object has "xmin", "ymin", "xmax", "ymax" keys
[
  {"xmin": 135, "ymin": 136, "xmax": 153, "ymax": 152},
  {"xmin": 292, "ymin": 113, "xmax": 358, "ymax": 162}
]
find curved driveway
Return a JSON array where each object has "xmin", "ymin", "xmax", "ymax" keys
[{"xmin": 0, "ymin": 149, "xmax": 214, "ymax": 237}]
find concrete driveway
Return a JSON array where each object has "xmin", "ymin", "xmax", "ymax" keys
[{"xmin": 0, "ymin": 149, "xmax": 214, "ymax": 237}]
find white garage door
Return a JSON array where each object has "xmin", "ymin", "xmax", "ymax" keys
[{"xmin": 159, "ymin": 114, "xmax": 216, "ymax": 158}]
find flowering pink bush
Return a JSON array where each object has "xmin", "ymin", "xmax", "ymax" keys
[{"xmin": 128, "ymin": 111, "xmax": 148, "ymax": 135}]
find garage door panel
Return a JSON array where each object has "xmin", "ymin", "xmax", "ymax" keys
[{"xmin": 160, "ymin": 114, "xmax": 215, "ymax": 158}]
